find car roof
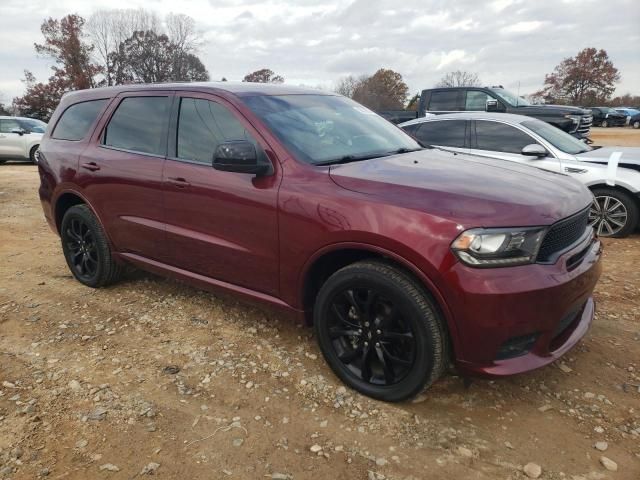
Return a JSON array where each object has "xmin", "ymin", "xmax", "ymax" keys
[
  {"xmin": 399, "ymin": 112, "xmax": 534, "ymax": 127},
  {"xmin": 60, "ymin": 82, "xmax": 334, "ymax": 103},
  {"xmin": 0, "ymin": 115, "xmax": 45, "ymax": 122}
]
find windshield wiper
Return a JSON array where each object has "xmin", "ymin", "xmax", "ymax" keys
[
  {"xmin": 314, "ymin": 153, "xmax": 391, "ymax": 166},
  {"xmin": 387, "ymin": 147, "xmax": 424, "ymax": 154}
]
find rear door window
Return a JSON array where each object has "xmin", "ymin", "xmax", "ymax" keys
[
  {"xmin": 428, "ymin": 91, "xmax": 460, "ymax": 111},
  {"xmin": 103, "ymin": 97, "xmax": 170, "ymax": 156},
  {"xmin": 0, "ymin": 119, "xmax": 21, "ymax": 133},
  {"xmin": 414, "ymin": 120, "xmax": 467, "ymax": 147},
  {"xmin": 474, "ymin": 120, "xmax": 536, "ymax": 154},
  {"xmin": 52, "ymin": 99, "xmax": 108, "ymax": 140},
  {"xmin": 176, "ymin": 97, "xmax": 258, "ymax": 164}
]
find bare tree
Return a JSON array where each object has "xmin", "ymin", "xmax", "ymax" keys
[
  {"xmin": 334, "ymin": 74, "xmax": 368, "ymax": 98},
  {"xmin": 436, "ymin": 70, "xmax": 481, "ymax": 88},
  {"xmin": 166, "ymin": 13, "xmax": 201, "ymax": 53},
  {"xmin": 87, "ymin": 9, "xmax": 161, "ymax": 86},
  {"xmin": 242, "ymin": 69, "xmax": 284, "ymax": 83}
]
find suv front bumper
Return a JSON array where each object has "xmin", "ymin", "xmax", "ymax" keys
[{"xmin": 443, "ymin": 234, "xmax": 602, "ymax": 377}]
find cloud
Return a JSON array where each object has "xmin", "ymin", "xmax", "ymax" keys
[{"xmin": 0, "ymin": 0, "xmax": 638, "ymax": 102}]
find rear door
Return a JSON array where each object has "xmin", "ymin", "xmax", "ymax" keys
[
  {"xmin": 470, "ymin": 120, "xmax": 562, "ymax": 172},
  {"xmin": 79, "ymin": 92, "xmax": 173, "ymax": 262},
  {"xmin": 412, "ymin": 119, "xmax": 469, "ymax": 154},
  {"xmin": 162, "ymin": 92, "xmax": 280, "ymax": 296},
  {"xmin": 0, "ymin": 118, "xmax": 27, "ymax": 159}
]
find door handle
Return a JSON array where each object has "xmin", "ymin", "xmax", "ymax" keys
[
  {"xmin": 81, "ymin": 162, "xmax": 100, "ymax": 171},
  {"xmin": 167, "ymin": 177, "xmax": 191, "ymax": 188}
]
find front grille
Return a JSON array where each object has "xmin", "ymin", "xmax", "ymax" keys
[
  {"xmin": 576, "ymin": 115, "xmax": 592, "ymax": 135},
  {"xmin": 537, "ymin": 208, "xmax": 590, "ymax": 263}
]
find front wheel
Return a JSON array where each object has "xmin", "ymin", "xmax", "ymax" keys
[
  {"xmin": 60, "ymin": 205, "xmax": 123, "ymax": 287},
  {"xmin": 29, "ymin": 145, "xmax": 39, "ymax": 163},
  {"xmin": 313, "ymin": 260, "xmax": 448, "ymax": 402},
  {"xmin": 600, "ymin": 120, "xmax": 608, "ymax": 128},
  {"xmin": 633, "ymin": 120, "xmax": 640, "ymax": 129},
  {"xmin": 589, "ymin": 188, "xmax": 639, "ymax": 238}
]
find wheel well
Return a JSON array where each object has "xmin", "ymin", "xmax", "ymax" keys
[
  {"xmin": 589, "ymin": 184, "xmax": 640, "ymax": 206},
  {"xmin": 55, "ymin": 193, "xmax": 85, "ymax": 232}
]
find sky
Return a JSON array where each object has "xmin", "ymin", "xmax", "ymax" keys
[{"xmin": 0, "ymin": 0, "xmax": 639, "ymax": 104}]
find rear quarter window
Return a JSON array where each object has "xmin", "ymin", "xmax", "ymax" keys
[{"xmin": 51, "ymin": 99, "xmax": 108, "ymax": 141}]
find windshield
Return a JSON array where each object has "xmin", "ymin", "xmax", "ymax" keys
[
  {"xmin": 600, "ymin": 107, "xmax": 618, "ymax": 114},
  {"xmin": 489, "ymin": 88, "xmax": 531, "ymax": 107},
  {"xmin": 522, "ymin": 119, "xmax": 592, "ymax": 154},
  {"xmin": 242, "ymin": 94, "xmax": 421, "ymax": 165}
]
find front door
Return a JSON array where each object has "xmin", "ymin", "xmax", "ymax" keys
[
  {"xmin": 469, "ymin": 120, "xmax": 562, "ymax": 173},
  {"xmin": 162, "ymin": 93, "xmax": 280, "ymax": 296}
]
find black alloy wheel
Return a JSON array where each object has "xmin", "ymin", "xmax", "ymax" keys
[
  {"xmin": 60, "ymin": 204, "xmax": 123, "ymax": 287},
  {"xmin": 314, "ymin": 260, "xmax": 447, "ymax": 402}
]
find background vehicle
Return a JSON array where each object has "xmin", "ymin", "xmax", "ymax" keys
[
  {"xmin": 38, "ymin": 83, "xmax": 601, "ymax": 402},
  {"xmin": 0, "ymin": 116, "xmax": 45, "ymax": 163},
  {"xmin": 590, "ymin": 107, "xmax": 627, "ymax": 127},
  {"xmin": 623, "ymin": 110, "xmax": 640, "ymax": 129},
  {"xmin": 379, "ymin": 86, "xmax": 593, "ymax": 139},
  {"xmin": 615, "ymin": 107, "xmax": 640, "ymax": 125},
  {"xmin": 400, "ymin": 112, "xmax": 640, "ymax": 237}
]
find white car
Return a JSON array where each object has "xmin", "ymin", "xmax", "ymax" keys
[
  {"xmin": 0, "ymin": 116, "xmax": 47, "ymax": 164},
  {"xmin": 399, "ymin": 112, "xmax": 640, "ymax": 237}
]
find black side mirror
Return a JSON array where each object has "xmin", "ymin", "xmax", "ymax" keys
[
  {"xmin": 521, "ymin": 143, "xmax": 548, "ymax": 158},
  {"xmin": 213, "ymin": 140, "xmax": 272, "ymax": 176},
  {"xmin": 10, "ymin": 128, "xmax": 26, "ymax": 136}
]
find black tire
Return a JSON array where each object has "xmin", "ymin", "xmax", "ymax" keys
[
  {"xmin": 600, "ymin": 120, "xmax": 608, "ymax": 128},
  {"xmin": 589, "ymin": 187, "xmax": 639, "ymax": 238},
  {"xmin": 60, "ymin": 204, "xmax": 123, "ymax": 287},
  {"xmin": 633, "ymin": 120, "xmax": 640, "ymax": 129},
  {"xmin": 313, "ymin": 260, "xmax": 448, "ymax": 402},
  {"xmin": 0, "ymin": 159, "xmax": 6, "ymax": 165},
  {"xmin": 29, "ymin": 145, "xmax": 39, "ymax": 163}
]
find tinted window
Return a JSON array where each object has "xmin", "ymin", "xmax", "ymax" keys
[
  {"xmin": 414, "ymin": 120, "xmax": 466, "ymax": 147},
  {"xmin": 475, "ymin": 121, "xmax": 536, "ymax": 154},
  {"xmin": 465, "ymin": 91, "xmax": 491, "ymax": 111},
  {"xmin": 522, "ymin": 120, "xmax": 591, "ymax": 155},
  {"xmin": 0, "ymin": 119, "xmax": 21, "ymax": 133},
  {"xmin": 177, "ymin": 98, "xmax": 256, "ymax": 164},
  {"xmin": 103, "ymin": 97, "xmax": 169, "ymax": 155},
  {"xmin": 428, "ymin": 91, "xmax": 459, "ymax": 111},
  {"xmin": 52, "ymin": 100, "xmax": 107, "ymax": 140}
]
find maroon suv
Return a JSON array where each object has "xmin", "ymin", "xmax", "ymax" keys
[{"xmin": 38, "ymin": 83, "xmax": 602, "ymax": 401}]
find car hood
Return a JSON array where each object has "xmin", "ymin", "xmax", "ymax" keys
[
  {"xmin": 329, "ymin": 149, "xmax": 592, "ymax": 228},
  {"xmin": 576, "ymin": 146, "xmax": 640, "ymax": 168},
  {"xmin": 514, "ymin": 104, "xmax": 590, "ymax": 115}
]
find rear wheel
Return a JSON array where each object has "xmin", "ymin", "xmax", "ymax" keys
[
  {"xmin": 313, "ymin": 260, "xmax": 447, "ymax": 402},
  {"xmin": 29, "ymin": 145, "xmax": 39, "ymax": 163},
  {"xmin": 589, "ymin": 188, "xmax": 639, "ymax": 238},
  {"xmin": 60, "ymin": 205, "xmax": 123, "ymax": 287},
  {"xmin": 633, "ymin": 120, "xmax": 640, "ymax": 129}
]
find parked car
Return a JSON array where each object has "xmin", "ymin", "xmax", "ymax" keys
[
  {"xmin": 589, "ymin": 107, "xmax": 627, "ymax": 127},
  {"xmin": 0, "ymin": 116, "xmax": 46, "ymax": 163},
  {"xmin": 38, "ymin": 83, "xmax": 601, "ymax": 402},
  {"xmin": 629, "ymin": 111, "xmax": 640, "ymax": 129},
  {"xmin": 379, "ymin": 86, "xmax": 593, "ymax": 139},
  {"xmin": 615, "ymin": 107, "xmax": 640, "ymax": 125},
  {"xmin": 400, "ymin": 112, "xmax": 640, "ymax": 237}
]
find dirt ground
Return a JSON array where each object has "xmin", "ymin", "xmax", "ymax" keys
[{"xmin": 1, "ymin": 128, "xmax": 639, "ymax": 480}]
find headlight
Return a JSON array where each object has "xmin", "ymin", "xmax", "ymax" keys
[
  {"xmin": 451, "ymin": 227, "xmax": 547, "ymax": 267},
  {"xmin": 564, "ymin": 114, "xmax": 581, "ymax": 132}
]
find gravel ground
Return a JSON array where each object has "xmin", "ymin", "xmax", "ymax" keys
[{"xmin": 0, "ymin": 128, "xmax": 639, "ymax": 479}]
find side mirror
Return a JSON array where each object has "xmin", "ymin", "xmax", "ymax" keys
[
  {"xmin": 10, "ymin": 128, "xmax": 26, "ymax": 136},
  {"xmin": 521, "ymin": 144, "xmax": 548, "ymax": 158},
  {"xmin": 213, "ymin": 140, "xmax": 272, "ymax": 176},
  {"xmin": 485, "ymin": 99, "xmax": 498, "ymax": 112}
]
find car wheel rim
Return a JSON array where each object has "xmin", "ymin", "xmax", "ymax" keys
[
  {"xmin": 327, "ymin": 287, "xmax": 416, "ymax": 386},
  {"xmin": 64, "ymin": 217, "xmax": 99, "ymax": 279},
  {"xmin": 589, "ymin": 195, "xmax": 627, "ymax": 236}
]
